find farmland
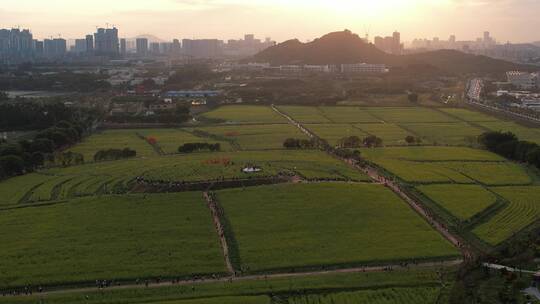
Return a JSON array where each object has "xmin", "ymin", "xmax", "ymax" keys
[
  {"xmin": 69, "ymin": 129, "xmax": 157, "ymax": 161},
  {"xmin": 402, "ymin": 122, "xmax": 484, "ymax": 146},
  {"xmin": 473, "ymin": 186, "xmax": 540, "ymax": 245},
  {"xmin": 277, "ymin": 106, "xmax": 331, "ymax": 123},
  {"xmin": 194, "ymin": 124, "xmax": 307, "ymax": 150},
  {"xmin": 0, "ymin": 268, "xmax": 450, "ymax": 304},
  {"xmin": 305, "ymin": 124, "xmax": 368, "ymax": 145},
  {"xmin": 217, "ymin": 183, "xmax": 458, "ymax": 273},
  {"xmin": 417, "ymin": 184, "xmax": 497, "ymax": 220},
  {"xmin": 1, "ymin": 103, "xmax": 539, "ymax": 302},
  {"xmin": 364, "ymin": 107, "xmax": 458, "ymax": 123},
  {"xmin": 137, "ymin": 128, "xmax": 232, "ymax": 154},
  {"xmin": 0, "ymin": 150, "xmax": 369, "ymax": 208},
  {"xmin": 0, "ymin": 193, "xmax": 225, "ymax": 288},
  {"xmin": 287, "ymin": 287, "xmax": 441, "ymax": 304},
  {"xmin": 201, "ymin": 105, "xmax": 287, "ymax": 124}
]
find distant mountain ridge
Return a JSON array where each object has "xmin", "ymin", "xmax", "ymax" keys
[{"xmin": 252, "ymin": 30, "xmax": 533, "ymax": 74}]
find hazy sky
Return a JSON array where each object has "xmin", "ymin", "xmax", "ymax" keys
[{"xmin": 1, "ymin": 0, "xmax": 539, "ymax": 43}]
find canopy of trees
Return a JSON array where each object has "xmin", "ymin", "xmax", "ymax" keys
[
  {"xmin": 94, "ymin": 148, "xmax": 137, "ymax": 162},
  {"xmin": 479, "ymin": 131, "xmax": 540, "ymax": 169},
  {"xmin": 0, "ymin": 122, "xmax": 88, "ymax": 178},
  {"xmin": 283, "ymin": 138, "xmax": 317, "ymax": 149},
  {"xmin": 363, "ymin": 135, "xmax": 383, "ymax": 148},
  {"xmin": 178, "ymin": 143, "xmax": 221, "ymax": 153}
]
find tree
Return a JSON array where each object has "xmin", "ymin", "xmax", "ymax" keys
[
  {"xmin": 405, "ymin": 135, "xmax": 416, "ymax": 145},
  {"xmin": 363, "ymin": 135, "xmax": 383, "ymax": 148},
  {"xmin": 408, "ymin": 92, "xmax": 419, "ymax": 103},
  {"xmin": 339, "ymin": 136, "xmax": 361, "ymax": 148},
  {"xmin": 479, "ymin": 131, "xmax": 517, "ymax": 151},
  {"xmin": 0, "ymin": 155, "xmax": 25, "ymax": 176}
]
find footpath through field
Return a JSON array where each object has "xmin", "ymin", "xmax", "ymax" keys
[
  {"xmin": 271, "ymin": 105, "xmax": 474, "ymax": 261},
  {"xmin": 203, "ymin": 191, "xmax": 236, "ymax": 275},
  {"xmin": 8, "ymin": 259, "xmax": 463, "ymax": 298}
]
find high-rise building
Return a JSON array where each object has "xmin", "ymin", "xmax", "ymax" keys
[
  {"xmin": 94, "ymin": 27, "xmax": 119, "ymax": 55},
  {"xmin": 120, "ymin": 38, "xmax": 127, "ymax": 55},
  {"xmin": 73, "ymin": 39, "xmax": 87, "ymax": 53},
  {"xmin": 150, "ymin": 42, "xmax": 160, "ymax": 54},
  {"xmin": 0, "ymin": 28, "xmax": 34, "ymax": 61},
  {"xmin": 136, "ymin": 38, "xmax": 148, "ymax": 56},
  {"xmin": 44, "ymin": 38, "xmax": 66, "ymax": 58},
  {"xmin": 182, "ymin": 39, "xmax": 223, "ymax": 58},
  {"xmin": 374, "ymin": 32, "xmax": 402, "ymax": 55},
  {"xmin": 172, "ymin": 39, "xmax": 181, "ymax": 54},
  {"xmin": 85, "ymin": 35, "xmax": 94, "ymax": 53}
]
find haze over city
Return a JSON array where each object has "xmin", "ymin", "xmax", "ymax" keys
[{"xmin": 1, "ymin": 0, "xmax": 539, "ymax": 43}]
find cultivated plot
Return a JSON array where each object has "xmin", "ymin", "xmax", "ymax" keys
[
  {"xmin": 217, "ymin": 183, "xmax": 458, "ymax": 273},
  {"xmin": 69, "ymin": 129, "xmax": 156, "ymax": 161},
  {"xmin": 417, "ymin": 184, "xmax": 497, "ymax": 220},
  {"xmin": 477, "ymin": 121, "xmax": 540, "ymax": 144},
  {"xmin": 0, "ymin": 193, "xmax": 225, "ymax": 288},
  {"xmin": 365, "ymin": 107, "xmax": 458, "ymax": 123},
  {"xmin": 277, "ymin": 106, "xmax": 331, "ymax": 123},
  {"xmin": 402, "ymin": 122, "xmax": 484, "ymax": 146},
  {"xmin": 354, "ymin": 123, "xmax": 413, "ymax": 146},
  {"xmin": 201, "ymin": 105, "xmax": 286, "ymax": 124},
  {"xmin": 439, "ymin": 108, "xmax": 500, "ymax": 122},
  {"xmin": 287, "ymin": 287, "xmax": 441, "ymax": 304},
  {"xmin": 195, "ymin": 124, "xmax": 307, "ymax": 150},
  {"xmin": 318, "ymin": 107, "xmax": 380, "ymax": 123},
  {"xmin": 305, "ymin": 124, "xmax": 368, "ymax": 146},
  {"xmin": 473, "ymin": 186, "xmax": 540, "ymax": 245},
  {"xmin": 137, "ymin": 128, "xmax": 232, "ymax": 154}
]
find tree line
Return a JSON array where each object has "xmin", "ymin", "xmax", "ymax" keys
[
  {"xmin": 479, "ymin": 131, "xmax": 540, "ymax": 168},
  {"xmin": 178, "ymin": 143, "xmax": 221, "ymax": 153},
  {"xmin": 94, "ymin": 148, "xmax": 137, "ymax": 162},
  {"xmin": 0, "ymin": 119, "xmax": 91, "ymax": 180}
]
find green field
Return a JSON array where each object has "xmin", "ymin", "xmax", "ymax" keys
[
  {"xmin": 305, "ymin": 124, "xmax": 368, "ymax": 146},
  {"xmin": 402, "ymin": 122, "xmax": 483, "ymax": 146},
  {"xmin": 318, "ymin": 106, "xmax": 380, "ymax": 123},
  {"xmin": 417, "ymin": 185, "xmax": 497, "ymax": 220},
  {"xmin": 365, "ymin": 107, "xmax": 458, "ymax": 123},
  {"xmin": 202, "ymin": 105, "xmax": 286, "ymax": 124},
  {"xmin": 439, "ymin": 108, "xmax": 500, "ymax": 122},
  {"xmin": 217, "ymin": 183, "xmax": 458, "ymax": 273},
  {"xmin": 473, "ymin": 186, "xmax": 540, "ymax": 245},
  {"xmin": 355, "ymin": 123, "xmax": 413, "ymax": 146},
  {"xmin": 360, "ymin": 146, "xmax": 503, "ymax": 162},
  {"xmin": 0, "ymin": 173, "xmax": 53, "ymax": 206},
  {"xmin": 287, "ymin": 287, "xmax": 441, "ymax": 304},
  {"xmin": 137, "ymin": 129, "xmax": 232, "ymax": 154},
  {"xmin": 477, "ymin": 121, "xmax": 540, "ymax": 144},
  {"xmin": 0, "ymin": 268, "xmax": 449, "ymax": 304},
  {"xmin": 69, "ymin": 129, "xmax": 157, "ymax": 161},
  {"xmin": 360, "ymin": 146, "xmax": 532, "ymax": 185},
  {"xmin": 278, "ymin": 106, "xmax": 331, "ymax": 123},
  {"xmin": 195, "ymin": 124, "xmax": 307, "ymax": 150},
  {"xmin": 0, "ymin": 193, "xmax": 225, "ymax": 288},
  {"xmin": 0, "ymin": 150, "xmax": 369, "ymax": 207},
  {"xmin": 153, "ymin": 296, "xmax": 271, "ymax": 304}
]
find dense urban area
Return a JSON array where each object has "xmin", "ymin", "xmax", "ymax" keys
[{"xmin": 0, "ymin": 24, "xmax": 539, "ymax": 304}]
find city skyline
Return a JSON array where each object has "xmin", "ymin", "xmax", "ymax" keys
[{"xmin": 1, "ymin": 0, "xmax": 539, "ymax": 44}]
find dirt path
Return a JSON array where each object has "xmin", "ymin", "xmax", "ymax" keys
[
  {"xmin": 271, "ymin": 105, "xmax": 473, "ymax": 260},
  {"xmin": 8, "ymin": 259, "xmax": 462, "ymax": 298},
  {"xmin": 203, "ymin": 192, "xmax": 236, "ymax": 275}
]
